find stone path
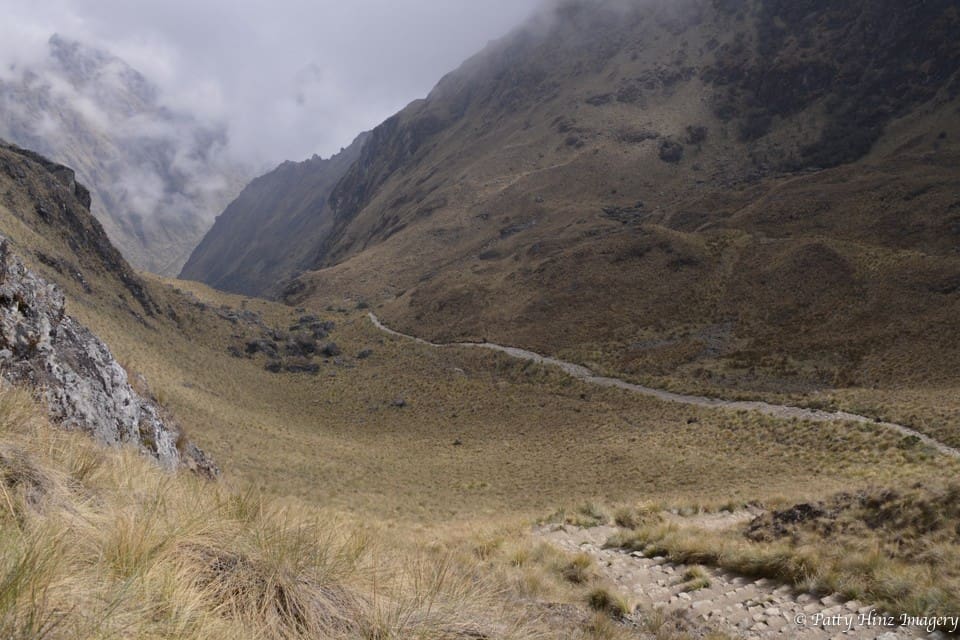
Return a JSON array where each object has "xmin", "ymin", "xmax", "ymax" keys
[
  {"xmin": 368, "ymin": 313, "xmax": 960, "ymax": 459},
  {"xmin": 537, "ymin": 524, "xmax": 944, "ymax": 640}
]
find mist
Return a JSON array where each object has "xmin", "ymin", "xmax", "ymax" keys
[{"xmin": 0, "ymin": 0, "xmax": 544, "ymax": 167}]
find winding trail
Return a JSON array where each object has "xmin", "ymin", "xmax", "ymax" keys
[{"xmin": 368, "ymin": 313, "xmax": 960, "ymax": 459}]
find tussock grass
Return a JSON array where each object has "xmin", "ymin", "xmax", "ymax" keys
[
  {"xmin": 587, "ymin": 587, "xmax": 632, "ymax": 619},
  {"xmin": 680, "ymin": 567, "xmax": 710, "ymax": 592},
  {"xmin": 457, "ymin": 531, "xmax": 663, "ymax": 639},
  {"xmin": 561, "ymin": 553, "xmax": 597, "ymax": 585},
  {"xmin": 0, "ymin": 389, "xmax": 570, "ymax": 640}
]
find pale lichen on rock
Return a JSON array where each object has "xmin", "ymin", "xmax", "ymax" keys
[{"xmin": 0, "ymin": 236, "xmax": 217, "ymax": 477}]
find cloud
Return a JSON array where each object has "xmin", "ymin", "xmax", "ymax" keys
[{"xmin": 0, "ymin": 0, "xmax": 544, "ymax": 166}]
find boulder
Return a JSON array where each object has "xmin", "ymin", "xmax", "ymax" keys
[
  {"xmin": 264, "ymin": 360, "xmax": 283, "ymax": 373},
  {"xmin": 321, "ymin": 342, "xmax": 342, "ymax": 357},
  {"xmin": 284, "ymin": 360, "xmax": 320, "ymax": 375},
  {"xmin": 245, "ymin": 339, "xmax": 279, "ymax": 358},
  {"xmin": 658, "ymin": 139, "xmax": 684, "ymax": 163}
]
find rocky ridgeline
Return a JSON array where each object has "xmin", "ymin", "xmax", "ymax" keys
[{"xmin": 0, "ymin": 236, "xmax": 217, "ymax": 477}]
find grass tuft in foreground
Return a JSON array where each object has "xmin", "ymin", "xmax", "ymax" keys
[{"xmin": 0, "ymin": 389, "xmax": 595, "ymax": 639}]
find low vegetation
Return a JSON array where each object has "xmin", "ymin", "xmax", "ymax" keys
[
  {"xmin": 587, "ymin": 587, "xmax": 632, "ymax": 619},
  {"xmin": 0, "ymin": 387, "xmax": 668, "ymax": 639},
  {"xmin": 4, "ymin": 379, "xmax": 753, "ymax": 639},
  {"xmin": 679, "ymin": 567, "xmax": 710, "ymax": 593}
]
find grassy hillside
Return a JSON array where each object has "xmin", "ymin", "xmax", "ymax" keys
[
  {"xmin": 0, "ymin": 138, "xmax": 953, "ymax": 523},
  {"xmin": 189, "ymin": 0, "xmax": 949, "ymax": 428},
  {"xmin": 1, "ymin": 139, "xmax": 950, "ymax": 526},
  {"xmin": 2, "ymin": 14, "xmax": 960, "ymax": 632},
  {"xmin": 4, "ymin": 387, "xmax": 693, "ymax": 639}
]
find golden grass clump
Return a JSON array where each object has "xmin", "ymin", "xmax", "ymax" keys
[{"xmin": 0, "ymin": 388, "xmax": 565, "ymax": 640}]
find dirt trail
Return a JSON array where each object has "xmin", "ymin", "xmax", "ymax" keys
[
  {"xmin": 368, "ymin": 313, "xmax": 960, "ymax": 459},
  {"xmin": 538, "ymin": 524, "xmax": 938, "ymax": 640}
]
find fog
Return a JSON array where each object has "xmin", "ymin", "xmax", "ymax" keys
[{"xmin": 0, "ymin": 0, "xmax": 543, "ymax": 167}]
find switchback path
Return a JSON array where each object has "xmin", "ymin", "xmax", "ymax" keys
[{"xmin": 368, "ymin": 313, "xmax": 960, "ymax": 459}]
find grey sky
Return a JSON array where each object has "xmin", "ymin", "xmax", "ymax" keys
[{"xmin": 1, "ymin": 0, "xmax": 543, "ymax": 167}]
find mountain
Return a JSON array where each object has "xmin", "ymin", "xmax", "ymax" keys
[
  {"xmin": 186, "ymin": 0, "xmax": 960, "ymax": 397},
  {"xmin": 0, "ymin": 34, "xmax": 247, "ymax": 275},
  {"xmin": 3, "ymin": 5, "xmax": 960, "ymax": 633},
  {"xmin": 0, "ymin": 141, "xmax": 217, "ymax": 475},
  {"xmin": 180, "ymin": 132, "xmax": 368, "ymax": 296}
]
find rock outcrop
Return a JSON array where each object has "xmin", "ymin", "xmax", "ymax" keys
[{"xmin": 0, "ymin": 236, "xmax": 217, "ymax": 477}]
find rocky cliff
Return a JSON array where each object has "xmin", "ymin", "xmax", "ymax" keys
[
  {"xmin": 0, "ymin": 140, "xmax": 220, "ymax": 475},
  {"xmin": 180, "ymin": 133, "xmax": 368, "ymax": 296},
  {"xmin": 0, "ymin": 235, "xmax": 217, "ymax": 476}
]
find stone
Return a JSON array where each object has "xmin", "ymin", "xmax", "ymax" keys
[
  {"xmin": 310, "ymin": 321, "xmax": 335, "ymax": 339},
  {"xmin": 264, "ymin": 360, "xmax": 283, "ymax": 373},
  {"xmin": 321, "ymin": 342, "xmax": 342, "ymax": 357},
  {"xmin": 246, "ymin": 339, "xmax": 279, "ymax": 358},
  {"xmin": 0, "ymin": 237, "xmax": 216, "ymax": 477},
  {"xmin": 284, "ymin": 361, "xmax": 320, "ymax": 374},
  {"xmin": 284, "ymin": 334, "xmax": 317, "ymax": 357},
  {"xmin": 658, "ymin": 139, "xmax": 684, "ymax": 163}
]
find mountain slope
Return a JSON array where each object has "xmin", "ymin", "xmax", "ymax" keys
[
  {"xmin": 0, "ymin": 35, "xmax": 247, "ymax": 275},
  {"xmin": 0, "ymin": 141, "xmax": 216, "ymax": 474},
  {"xmin": 180, "ymin": 133, "xmax": 368, "ymax": 296},
  {"xmin": 218, "ymin": 0, "xmax": 960, "ymax": 397}
]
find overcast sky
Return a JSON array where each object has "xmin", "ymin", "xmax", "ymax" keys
[{"xmin": 0, "ymin": 0, "xmax": 543, "ymax": 167}]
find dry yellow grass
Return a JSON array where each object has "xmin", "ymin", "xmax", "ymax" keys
[
  {"xmin": 62, "ymin": 277, "xmax": 954, "ymax": 529},
  {"xmin": 0, "ymin": 387, "xmax": 681, "ymax": 639},
  {"xmin": 2, "ymin": 85, "xmax": 957, "ymax": 638}
]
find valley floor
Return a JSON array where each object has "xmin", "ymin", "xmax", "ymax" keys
[
  {"xmin": 50, "ymin": 276, "xmax": 959, "ymax": 638},
  {"xmin": 367, "ymin": 312, "xmax": 960, "ymax": 459}
]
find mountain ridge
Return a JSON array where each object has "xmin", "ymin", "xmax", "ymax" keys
[
  {"xmin": 179, "ymin": 132, "xmax": 369, "ymax": 296},
  {"xmin": 0, "ymin": 140, "xmax": 217, "ymax": 475},
  {"xmin": 185, "ymin": 0, "xmax": 960, "ymax": 401}
]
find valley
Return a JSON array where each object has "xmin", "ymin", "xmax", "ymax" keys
[{"xmin": 0, "ymin": 0, "xmax": 959, "ymax": 638}]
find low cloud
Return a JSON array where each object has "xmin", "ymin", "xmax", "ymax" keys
[{"xmin": 0, "ymin": 0, "xmax": 544, "ymax": 167}]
